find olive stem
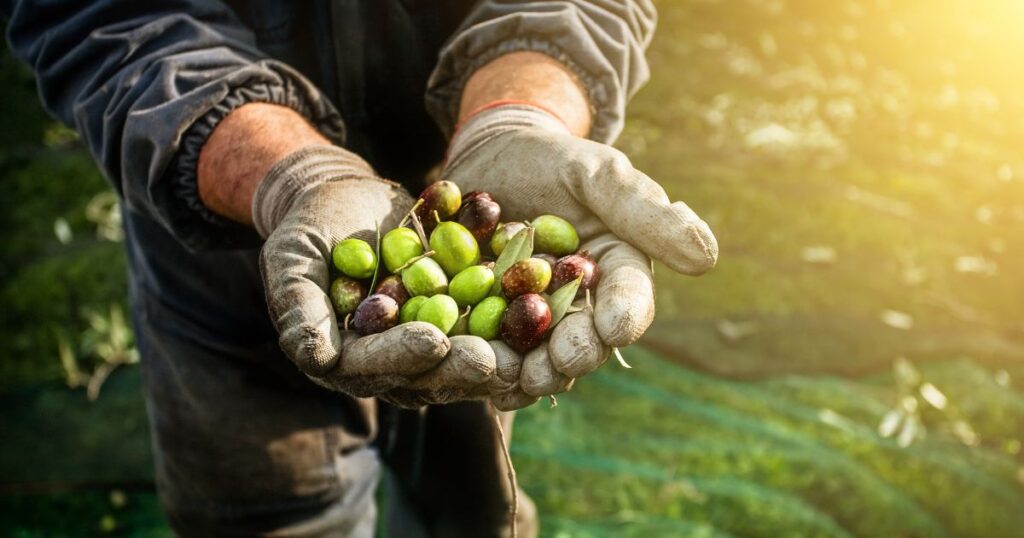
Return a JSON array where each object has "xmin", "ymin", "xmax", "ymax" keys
[
  {"xmin": 343, "ymin": 313, "xmax": 352, "ymax": 332},
  {"xmin": 393, "ymin": 250, "xmax": 436, "ymax": 273},
  {"xmin": 613, "ymin": 347, "xmax": 632, "ymax": 369},
  {"xmin": 548, "ymin": 395, "xmax": 558, "ymax": 407},
  {"xmin": 408, "ymin": 210, "xmax": 431, "ymax": 250},
  {"xmin": 400, "ymin": 199, "xmax": 424, "ymax": 228},
  {"xmin": 491, "ymin": 407, "xmax": 518, "ymax": 538},
  {"xmin": 433, "ymin": 209, "xmax": 441, "ymax": 225}
]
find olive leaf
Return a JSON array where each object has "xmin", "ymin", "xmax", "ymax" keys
[
  {"xmin": 491, "ymin": 227, "xmax": 534, "ymax": 295},
  {"xmin": 548, "ymin": 275, "xmax": 583, "ymax": 326}
]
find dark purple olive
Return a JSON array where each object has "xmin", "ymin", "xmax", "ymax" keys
[
  {"xmin": 500, "ymin": 293, "xmax": 552, "ymax": 353},
  {"xmin": 463, "ymin": 191, "xmax": 494, "ymax": 204},
  {"xmin": 352, "ymin": 294, "xmax": 399, "ymax": 336},
  {"xmin": 550, "ymin": 250, "xmax": 600, "ymax": 297},
  {"xmin": 457, "ymin": 192, "xmax": 501, "ymax": 243},
  {"xmin": 415, "ymin": 181, "xmax": 461, "ymax": 233},
  {"xmin": 502, "ymin": 258, "xmax": 552, "ymax": 299},
  {"xmin": 374, "ymin": 275, "xmax": 410, "ymax": 307}
]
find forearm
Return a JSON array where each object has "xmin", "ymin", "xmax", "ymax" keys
[
  {"xmin": 458, "ymin": 52, "xmax": 592, "ymax": 137},
  {"xmin": 197, "ymin": 103, "xmax": 333, "ymax": 225}
]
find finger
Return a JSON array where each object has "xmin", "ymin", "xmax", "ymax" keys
[
  {"xmin": 549, "ymin": 311, "xmax": 610, "ymax": 378},
  {"xmin": 337, "ymin": 322, "xmax": 450, "ymax": 377},
  {"xmin": 577, "ymin": 147, "xmax": 718, "ymax": 275},
  {"xmin": 583, "ymin": 236, "xmax": 656, "ymax": 347},
  {"xmin": 259, "ymin": 230, "xmax": 342, "ymax": 376},
  {"xmin": 520, "ymin": 346, "xmax": 575, "ymax": 397},
  {"xmin": 489, "ymin": 340, "xmax": 524, "ymax": 388},
  {"xmin": 492, "ymin": 390, "xmax": 541, "ymax": 411},
  {"xmin": 407, "ymin": 335, "xmax": 496, "ymax": 390},
  {"xmin": 480, "ymin": 340, "xmax": 541, "ymax": 410},
  {"xmin": 385, "ymin": 336, "xmax": 496, "ymax": 406}
]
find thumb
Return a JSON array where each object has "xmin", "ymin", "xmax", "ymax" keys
[{"xmin": 579, "ymin": 149, "xmax": 718, "ymax": 275}]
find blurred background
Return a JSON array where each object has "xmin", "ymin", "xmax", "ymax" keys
[{"xmin": 2, "ymin": 0, "xmax": 1023, "ymax": 535}]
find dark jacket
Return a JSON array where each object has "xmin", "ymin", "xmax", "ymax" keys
[{"xmin": 2, "ymin": 0, "xmax": 656, "ymax": 374}]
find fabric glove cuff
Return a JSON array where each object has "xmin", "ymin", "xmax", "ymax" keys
[
  {"xmin": 252, "ymin": 145, "xmax": 380, "ymax": 238},
  {"xmin": 446, "ymin": 102, "xmax": 572, "ymax": 170}
]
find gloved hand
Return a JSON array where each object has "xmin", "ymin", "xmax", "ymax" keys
[
  {"xmin": 442, "ymin": 104, "xmax": 718, "ymax": 410},
  {"xmin": 256, "ymin": 145, "xmax": 497, "ymax": 407}
]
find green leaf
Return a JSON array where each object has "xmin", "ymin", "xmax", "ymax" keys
[
  {"xmin": 549, "ymin": 275, "xmax": 583, "ymax": 326},
  {"xmin": 491, "ymin": 227, "xmax": 534, "ymax": 295}
]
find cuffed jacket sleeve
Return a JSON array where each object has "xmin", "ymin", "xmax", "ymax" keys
[
  {"xmin": 425, "ymin": 0, "xmax": 656, "ymax": 144},
  {"xmin": 3, "ymin": 0, "xmax": 345, "ymax": 250}
]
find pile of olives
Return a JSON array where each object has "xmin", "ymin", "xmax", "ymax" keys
[{"xmin": 328, "ymin": 181, "xmax": 600, "ymax": 353}]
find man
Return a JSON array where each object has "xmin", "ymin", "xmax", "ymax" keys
[{"xmin": 4, "ymin": 1, "xmax": 716, "ymax": 535}]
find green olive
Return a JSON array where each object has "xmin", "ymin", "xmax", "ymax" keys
[
  {"xmin": 531, "ymin": 215, "xmax": 579, "ymax": 256},
  {"xmin": 449, "ymin": 307, "xmax": 471, "ymax": 336},
  {"xmin": 381, "ymin": 227, "xmax": 424, "ymax": 273},
  {"xmin": 416, "ymin": 294, "xmax": 460, "ymax": 334},
  {"xmin": 469, "ymin": 296, "xmax": 507, "ymax": 341},
  {"xmin": 399, "ymin": 295, "xmax": 429, "ymax": 324},
  {"xmin": 429, "ymin": 221, "xmax": 481, "ymax": 276},
  {"xmin": 490, "ymin": 222, "xmax": 527, "ymax": 256},
  {"xmin": 332, "ymin": 238, "xmax": 377, "ymax": 279},
  {"xmin": 400, "ymin": 257, "xmax": 448, "ymax": 297},
  {"xmin": 448, "ymin": 265, "xmax": 495, "ymax": 307}
]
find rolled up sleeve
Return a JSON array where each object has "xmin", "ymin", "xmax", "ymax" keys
[
  {"xmin": 3, "ymin": 0, "xmax": 344, "ymax": 250},
  {"xmin": 425, "ymin": 0, "xmax": 656, "ymax": 144}
]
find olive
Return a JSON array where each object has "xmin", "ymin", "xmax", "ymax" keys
[
  {"xmin": 500, "ymin": 293, "xmax": 552, "ymax": 353},
  {"xmin": 489, "ymin": 222, "xmax": 528, "ymax": 256},
  {"xmin": 374, "ymin": 275, "xmax": 410, "ymax": 307},
  {"xmin": 429, "ymin": 221, "xmax": 481, "ymax": 277},
  {"xmin": 449, "ymin": 307, "xmax": 471, "ymax": 336},
  {"xmin": 469, "ymin": 296, "xmax": 507, "ymax": 341},
  {"xmin": 416, "ymin": 294, "xmax": 460, "ymax": 335},
  {"xmin": 332, "ymin": 238, "xmax": 377, "ymax": 279},
  {"xmin": 457, "ymin": 191, "xmax": 501, "ymax": 243},
  {"xmin": 415, "ymin": 180, "xmax": 462, "ymax": 233},
  {"xmin": 533, "ymin": 253, "xmax": 558, "ymax": 272},
  {"xmin": 381, "ymin": 227, "xmax": 424, "ymax": 273},
  {"xmin": 329, "ymin": 276, "xmax": 366, "ymax": 317},
  {"xmin": 352, "ymin": 294, "xmax": 399, "ymax": 336},
  {"xmin": 531, "ymin": 215, "xmax": 579, "ymax": 256},
  {"xmin": 400, "ymin": 257, "xmax": 448, "ymax": 297},
  {"xmin": 449, "ymin": 265, "xmax": 495, "ymax": 307},
  {"xmin": 551, "ymin": 250, "xmax": 601, "ymax": 297},
  {"xmin": 501, "ymin": 258, "xmax": 552, "ymax": 299},
  {"xmin": 399, "ymin": 295, "xmax": 429, "ymax": 324}
]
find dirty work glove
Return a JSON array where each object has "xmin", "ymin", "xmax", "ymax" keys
[
  {"xmin": 256, "ymin": 145, "xmax": 495, "ymax": 407},
  {"xmin": 442, "ymin": 104, "xmax": 718, "ymax": 410}
]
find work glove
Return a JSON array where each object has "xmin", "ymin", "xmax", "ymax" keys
[
  {"xmin": 442, "ymin": 103, "xmax": 718, "ymax": 410},
  {"xmin": 255, "ymin": 145, "xmax": 497, "ymax": 407}
]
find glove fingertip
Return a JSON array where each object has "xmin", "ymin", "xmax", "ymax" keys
[
  {"xmin": 549, "ymin": 312, "xmax": 609, "ymax": 378},
  {"xmin": 282, "ymin": 325, "xmax": 341, "ymax": 376},
  {"xmin": 660, "ymin": 202, "xmax": 718, "ymax": 276}
]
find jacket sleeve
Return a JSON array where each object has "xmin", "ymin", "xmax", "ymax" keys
[
  {"xmin": 2, "ymin": 0, "xmax": 345, "ymax": 250},
  {"xmin": 425, "ymin": 0, "xmax": 656, "ymax": 145}
]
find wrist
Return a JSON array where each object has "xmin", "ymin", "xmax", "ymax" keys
[
  {"xmin": 446, "ymin": 103, "xmax": 572, "ymax": 170},
  {"xmin": 197, "ymin": 103, "xmax": 334, "ymax": 226},
  {"xmin": 251, "ymin": 145, "xmax": 379, "ymax": 238}
]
